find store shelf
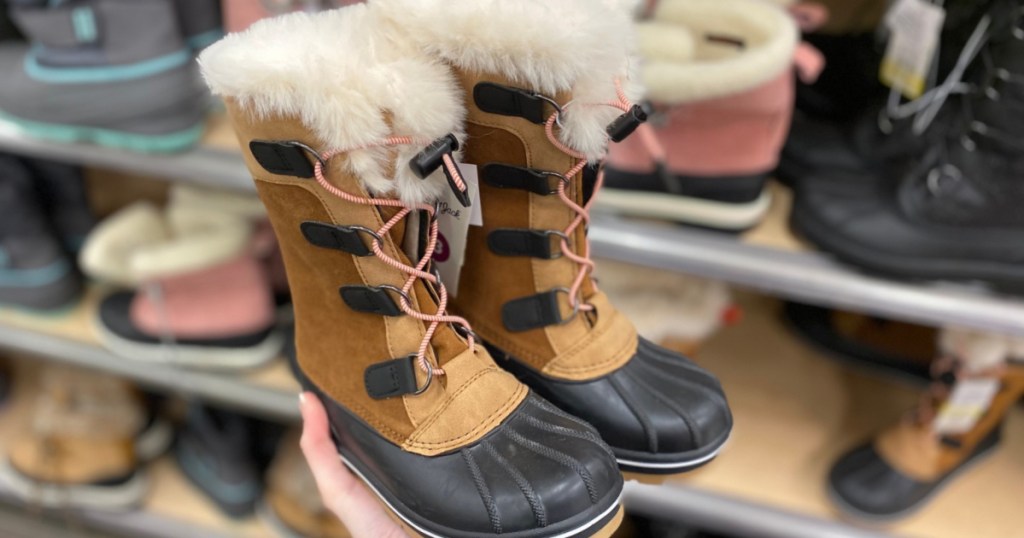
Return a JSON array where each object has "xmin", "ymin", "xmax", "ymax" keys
[
  {"xmin": 0, "ymin": 370, "xmax": 275, "ymax": 538},
  {"xmin": 0, "ymin": 287, "xmax": 299, "ymax": 422},
  {"xmin": 0, "ymin": 118, "xmax": 254, "ymax": 193},
  {"xmin": 5, "ymin": 116, "xmax": 1023, "ymax": 336},
  {"xmin": 589, "ymin": 206, "xmax": 1024, "ymax": 337}
]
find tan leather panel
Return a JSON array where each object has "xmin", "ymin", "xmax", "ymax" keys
[
  {"xmin": 451, "ymin": 68, "xmax": 637, "ymax": 379},
  {"xmin": 403, "ymin": 347, "xmax": 528, "ymax": 456},
  {"xmin": 9, "ymin": 436, "xmax": 135, "ymax": 485},
  {"xmin": 877, "ymin": 365, "xmax": 1024, "ymax": 480},
  {"xmin": 225, "ymin": 100, "xmax": 525, "ymax": 453},
  {"xmin": 541, "ymin": 292, "xmax": 636, "ymax": 379}
]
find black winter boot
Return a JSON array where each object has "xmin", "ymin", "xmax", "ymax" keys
[{"xmin": 792, "ymin": 0, "xmax": 1024, "ymax": 290}]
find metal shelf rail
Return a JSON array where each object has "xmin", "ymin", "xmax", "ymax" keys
[
  {"xmin": 0, "ymin": 322, "xmax": 299, "ymax": 421},
  {"xmin": 4, "ymin": 122, "xmax": 1024, "ymax": 335}
]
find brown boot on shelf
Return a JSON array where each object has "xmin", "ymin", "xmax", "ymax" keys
[
  {"xmin": 200, "ymin": 6, "xmax": 624, "ymax": 537},
  {"xmin": 0, "ymin": 366, "xmax": 149, "ymax": 510},
  {"xmin": 829, "ymin": 329, "xmax": 1024, "ymax": 521},
  {"xmin": 376, "ymin": 0, "xmax": 733, "ymax": 476},
  {"xmin": 259, "ymin": 431, "xmax": 351, "ymax": 538}
]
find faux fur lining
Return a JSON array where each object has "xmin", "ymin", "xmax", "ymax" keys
[
  {"xmin": 198, "ymin": 5, "xmax": 465, "ymax": 205},
  {"xmin": 371, "ymin": 0, "xmax": 644, "ymax": 161},
  {"xmin": 639, "ymin": 0, "xmax": 798, "ymax": 104},
  {"xmin": 939, "ymin": 328, "xmax": 1024, "ymax": 372}
]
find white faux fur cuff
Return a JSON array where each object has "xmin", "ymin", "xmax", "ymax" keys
[
  {"xmin": 372, "ymin": 0, "xmax": 643, "ymax": 161},
  {"xmin": 640, "ymin": 0, "xmax": 798, "ymax": 103},
  {"xmin": 198, "ymin": 5, "xmax": 465, "ymax": 205}
]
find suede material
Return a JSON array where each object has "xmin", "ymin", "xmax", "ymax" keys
[
  {"xmin": 266, "ymin": 433, "xmax": 351, "ymax": 538},
  {"xmin": 875, "ymin": 365, "xmax": 1024, "ymax": 481},
  {"xmin": 10, "ymin": 435, "xmax": 135, "ymax": 485},
  {"xmin": 225, "ymin": 100, "xmax": 525, "ymax": 453},
  {"xmin": 607, "ymin": 72, "xmax": 794, "ymax": 177},
  {"xmin": 452, "ymin": 68, "xmax": 635, "ymax": 381}
]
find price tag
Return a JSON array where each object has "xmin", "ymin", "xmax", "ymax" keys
[
  {"xmin": 433, "ymin": 164, "xmax": 481, "ymax": 296},
  {"xmin": 932, "ymin": 378, "xmax": 1000, "ymax": 435},
  {"xmin": 880, "ymin": 0, "xmax": 946, "ymax": 99}
]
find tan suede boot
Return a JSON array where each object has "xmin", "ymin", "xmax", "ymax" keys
[
  {"xmin": 0, "ymin": 366, "xmax": 148, "ymax": 510},
  {"xmin": 375, "ymin": 0, "xmax": 733, "ymax": 475},
  {"xmin": 200, "ymin": 7, "xmax": 623, "ymax": 537},
  {"xmin": 829, "ymin": 329, "xmax": 1024, "ymax": 521}
]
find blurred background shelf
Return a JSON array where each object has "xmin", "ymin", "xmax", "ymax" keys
[
  {"xmin": 0, "ymin": 368, "xmax": 275, "ymax": 538},
  {"xmin": 0, "ymin": 286, "xmax": 299, "ymax": 422},
  {"xmin": 5, "ymin": 116, "xmax": 1023, "ymax": 337},
  {"xmin": 2, "ymin": 290, "xmax": 1020, "ymax": 538}
]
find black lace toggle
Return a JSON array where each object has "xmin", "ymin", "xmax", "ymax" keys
[
  {"xmin": 606, "ymin": 103, "xmax": 649, "ymax": 143},
  {"xmin": 409, "ymin": 134, "xmax": 471, "ymax": 207}
]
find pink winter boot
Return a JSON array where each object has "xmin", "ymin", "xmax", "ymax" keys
[{"xmin": 602, "ymin": 0, "xmax": 801, "ymax": 231}]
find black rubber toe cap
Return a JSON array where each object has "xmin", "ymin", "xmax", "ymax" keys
[
  {"xmin": 300, "ymin": 367, "xmax": 623, "ymax": 538},
  {"xmin": 828, "ymin": 427, "xmax": 1000, "ymax": 521},
  {"xmin": 828, "ymin": 443, "xmax": 933, "ymax": 520},
  {"xmin": 493, "ymin": 338, "xmax": 732, "ymax": 472}
]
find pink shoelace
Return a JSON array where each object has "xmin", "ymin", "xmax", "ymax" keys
[
  {"xmin": 313, "ymin": 138, "xmax": 475, "ymax": 379},
  {"xmin": 543, "ymin": 79, "xmax": 649, "ymax": 312}
]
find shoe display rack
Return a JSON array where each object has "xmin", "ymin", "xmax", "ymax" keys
[{"xmin": 1, "ymin": 117, "xmax": 1023, "ymax": 538}]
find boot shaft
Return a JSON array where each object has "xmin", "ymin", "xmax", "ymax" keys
[
  {"xmin": 374, "ymin": 0, "xmax": 644, "ymax": 376},
  {"xmin": 201, "ymin": 6, "xmax": 527, "ymax": 454}
]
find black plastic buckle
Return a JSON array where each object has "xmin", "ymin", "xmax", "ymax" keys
[
  {"xmin": 409, "ymin": 134, "xmax": 471, "ymax": 207},
  {"xmin": 249, "ymin": 140, "xmax": 323, "ymax": 178},
  {"xmin": 487, "ymin": 229, "xmax": 567, "ymax": 259},
  {"xmin": 481, "ymin": 163, "xmax": 567, "ymax": 196},
  {"xmin": 606, "ymin": 104, "xmax": 649, "ymax": 143},
  {"xmin": 339, "ymin": 285, "xmax": 409, "ymax": 317},
  {"xmin": 300, "ymin": 221, "xmax": 380, "ymax": 257},
  {"xmin": 364, "ymin": 354, "xmax": 432, "ymax": 399},
  {"xmin": 502, "ymin": 288, "xmax": 580, "ymax": 332},
  {"xmin": 473, "ymin": 82, "xmax": 560, "ymax": 124}
]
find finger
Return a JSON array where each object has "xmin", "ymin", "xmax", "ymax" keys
[{"xmin": 298, "ymin": 392, "xmax": 408, "ymax": 537}]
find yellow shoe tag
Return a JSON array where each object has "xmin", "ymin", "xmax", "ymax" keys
[
  {"xmin": 880, "ymin": 0, "xmax": 946, "ymax": 99},
  {"xmin": 933, "ymin": 378, "xmax": 1000, "ymax": 435}
]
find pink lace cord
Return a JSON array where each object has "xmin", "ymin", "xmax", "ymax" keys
[
  {"xmin": 312, "ymin": 137, "xmax": 473, "ymax": 378},
  {"xmin": 543, "ymin": 79, "xmax": 647, "ymax": 312}
]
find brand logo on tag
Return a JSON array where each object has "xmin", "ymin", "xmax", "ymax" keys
[{"xmin": 434, "ymin": 233, "xmax": 450, "ymax": 263}]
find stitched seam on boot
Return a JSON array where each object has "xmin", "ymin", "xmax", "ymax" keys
[
  {"xmin": 403, "ymin": 381, "xmax": 527, "ymax": 451},
  {"xmin": 544, "ymin": 319, "xmax": 635, "ymax": 377}
]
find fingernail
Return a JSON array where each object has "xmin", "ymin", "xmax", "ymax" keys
[{"xmin": 298, "ymin": 392, "xmax": 307, "ymax": 407}]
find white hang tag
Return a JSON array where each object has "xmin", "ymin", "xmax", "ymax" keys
[
  {"xmin": 433, "ymin": 164, "xmax": 481, "ymax": 296},
  {"xmin": 932, "ymin": 378, "xmax": 1001, "ymax": 435},
  {"xmin": 880, "ymin": 0, "xmax": 945, "ymax": 99}
]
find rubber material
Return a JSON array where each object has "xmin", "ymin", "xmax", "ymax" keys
[
  {"xmin": 828, "ymin": 426, "xmax": 1001, "ymax": 521},
  {"xmin": 286, "ymin": 339, "xmax": 624, "ymax": 537},
  {"xmin": 96, "ymin": 291, "xmax": 282, "ymax": 370},
  {"xmin": 598, "ymin": 182, "xmax": 771, "ymax": 231},
  {"xmin": 0, "ymin": 111, "xmax": 205, "ymax": 153},
  {"xmin": 488, "ymin": 337, "xmax": 732, "ymax": 474}
]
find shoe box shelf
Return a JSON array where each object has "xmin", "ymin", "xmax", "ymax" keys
[
  {"xmin": 4, "ymin": 115, "xmax": 1023, "ymax": 337},
  {"xmin": 2, "ymin": 117, "xmax": 1024, "ymax": 538}
]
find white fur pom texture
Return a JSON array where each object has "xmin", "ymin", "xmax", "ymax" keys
[
  {"xmin": 372, "ymin": 0, "xmax": 644, "ymax": 162},
  {"xmin": 198, "ymin": 5, "xmax": 465, "ymax": 205}
]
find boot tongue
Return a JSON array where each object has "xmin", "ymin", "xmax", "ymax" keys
[{"xmin": 384, "ymin": 205, "xmax": 468, "ymax": 366}]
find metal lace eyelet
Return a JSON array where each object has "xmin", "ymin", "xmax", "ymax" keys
[
  {"xmin": 552, "ymin": 287, "xmax": 582, "ymax": 325},
  {"xmin": 377, "ymin": 284, "xmax": 412, "ymax": 309},
  {"xmin": 532, "ymin": 92, "xmax": 565, "ymax": 127},
  {"xmin": 408, "ymin": 354, "xmax": 434, "ymax": 396},
  {"xmin": 284, "ymin": 140, "xmax": 328, "ymax": 172},
  {"xmin": 345, "ymin": 225, "xmax": 384, "ymax": 250},
  {"xmin": 539, "ymin": 171, "xmax": 571, "ymax": 194},
  {"xmin": 543, "ymin": 230, "xmax": 571, "ymax": 259}
]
